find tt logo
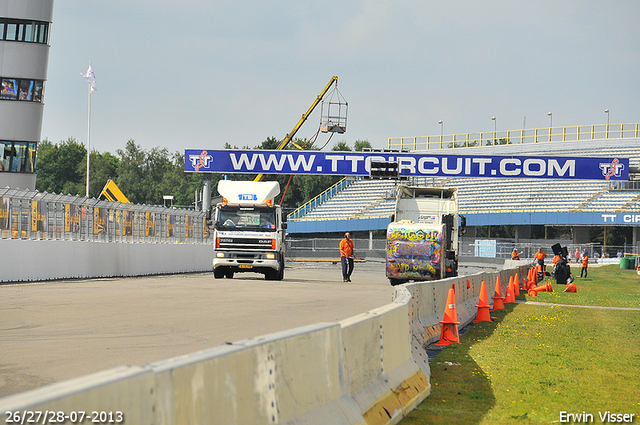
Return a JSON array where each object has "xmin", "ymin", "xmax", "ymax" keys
[
  {"xmin": 599, "ymin": 158, "xmax": 624, "ymax": 180},
  {"xmin": 189, "ymin": 151, "xmax": 213, "ymax": 171}
]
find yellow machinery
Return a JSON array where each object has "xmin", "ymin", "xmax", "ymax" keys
[{"xmin": 254, "ymin": 76, "xmax": 347, "ymax": 181}]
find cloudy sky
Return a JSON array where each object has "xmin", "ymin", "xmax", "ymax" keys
[{"xmin": 41, "ymin": 1, "xmax": 640, "ymax": 155}]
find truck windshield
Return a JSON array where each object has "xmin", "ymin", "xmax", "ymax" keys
[{"xmin": 217, "ymin": 205, "xmax": 277, "ymax": 231}]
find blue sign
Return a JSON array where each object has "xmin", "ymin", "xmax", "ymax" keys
[{"xmin": 184, "ymin": 149, "xmax": 629, "ymax": 180}]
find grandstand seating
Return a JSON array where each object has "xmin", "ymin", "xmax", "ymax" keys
[{"xmin": 288, "ymin": 138, "xmax": 640, "ymax": 222}]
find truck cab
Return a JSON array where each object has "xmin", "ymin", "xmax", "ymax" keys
[{"xmin": 212, "ymin": 180, "xmax": 286, "ymax": 280}]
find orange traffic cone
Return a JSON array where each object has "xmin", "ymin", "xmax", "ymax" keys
[
  {"xmin": 491, "ymin": 276, "xmax": 505, "ymax": 311},
  {"xmin": 474, "ymin": 280, "xmax": 492, "ymax": 323},
  {"xmin": 564, "ymin": 282, "xmax": 577, "ymax": 293},
  {"xmin": 504, "ymin": 281, "xmax": 516, "ymax": 303},
  {"xmin": 528, "ymin": 282, "xmax": 553, "ymax": 295},
  {"xmin": 435, "ymin": 288, "xmax": 461, "ymax": 345},
  {"xmin": 467, "ymin": 279, "xmax": 471, "ymax": 289},
  {"xmin": 513, "ymin": 273, "xmax": 520, "ymax": 296}
]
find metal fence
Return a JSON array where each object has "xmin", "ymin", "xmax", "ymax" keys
[
  {"xmin": 286, "ymin": 237, "xmax": 387, "ymax": 258},
  {"xmin": 0, "ymin": 187, "xmax": 212, "ymax": 244},
  {"xmin": 388, "ymin": 123, "xmax": 640, "ymax": 151}
]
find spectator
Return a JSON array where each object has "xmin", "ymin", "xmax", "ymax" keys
[
  {"xmin": 617, "ymin": 250, "xmax": 623, "ymax": 259},
  {"xmin": 511, "ymin": 248, "xmax": 520, "ymax": 260}
]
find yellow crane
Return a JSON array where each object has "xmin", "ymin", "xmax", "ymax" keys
[{"xmin": 254, "ymin": 76, "xmax": 346, "ymax": 182}]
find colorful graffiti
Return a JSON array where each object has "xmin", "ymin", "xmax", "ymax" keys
[{"xmin": 386, "ymin": 225, "xmax": 443, "ymax": 280}]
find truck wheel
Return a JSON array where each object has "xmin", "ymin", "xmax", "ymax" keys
[
  {"xmin": 225, "ymin": 271, "xmax": 234, "ymax": 279},
  {"xmin": 389, "ymin": 278, "xmax": 405, "ymax": 286},
  {"xmin": 276, "ymin": 260, "xmax": 284, "ymax": 280},
  {"xmin": 214, "ymin": 268, "xmax": 224, "ymax": 279}
]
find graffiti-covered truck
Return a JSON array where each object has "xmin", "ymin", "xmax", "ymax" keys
[{"xmin": 386, "ymin": 186, "xmax": 463, "ymax": 286}]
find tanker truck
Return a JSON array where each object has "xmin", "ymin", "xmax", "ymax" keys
[{"xmin": 212, "ymin": 180, "xmax": 286, "ymax": 280}]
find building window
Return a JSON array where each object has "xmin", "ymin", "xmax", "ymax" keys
[
  {"xmin": 0, "ymin": 18, "xmax": 49, "ymax": 44},
  {"xmin": 1, "ymin": 77, "xmax": 44, "ymax": 102},
  {"xmin": 0, "ymin": 141, "xmax": 37, "ymax": 173}
]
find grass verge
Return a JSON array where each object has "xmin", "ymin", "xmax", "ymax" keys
[{"xmin": 401, "ymin": 266, "xmax": 640, "ymax": 424}]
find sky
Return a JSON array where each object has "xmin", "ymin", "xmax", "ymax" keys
[{"xmin": 40, "ymin": 1, "xmax": 640, "ymax": 156}]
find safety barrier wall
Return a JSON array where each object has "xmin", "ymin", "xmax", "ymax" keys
[
  {"xmin": 0, "ymin": 239, "xmax": 213, "ymax": 282},
  {"xmin": 0, "ymin": 265, "xmax": 528, "ymax": 425}
]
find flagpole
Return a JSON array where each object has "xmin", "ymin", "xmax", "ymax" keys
[{"xmin": 86, "ymin": 82, "xmax": 91, "ymax": 197}]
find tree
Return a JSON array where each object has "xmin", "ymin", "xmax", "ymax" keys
[
  {"xmin": 354, "ymin": 140, "xmax": 372, "ymax": 151},
  {"xmin": 89, "ymin": 151, "xmax": 119, "ymax": 198},
  {"xmin": 116, "ymin": 140, "xmax": 147, "ymax": 204},
  {"xmin": 36, "ymin": 137, "xmax": 86, "ymax": 195},
  {"xmin": 331, "ymin": 141, "xmax": 351, "ymax": 151}
]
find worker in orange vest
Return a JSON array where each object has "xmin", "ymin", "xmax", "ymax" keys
[
  {"xmin": 339, "ymin": 232, "xmax": 355, "ymax": 282},
  {"xmin": 534, "ymin": 248, "xmax": 547, "ymax": 273},
  {"xmin": 580, "ymin": 251, "xmax": 589, "ymax": 278}
]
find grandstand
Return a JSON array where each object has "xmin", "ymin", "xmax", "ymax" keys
[{"xmin": 287, "ymin": 132, "xmax": 640, "ymax": 248}]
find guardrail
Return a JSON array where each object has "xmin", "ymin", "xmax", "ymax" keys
[
  {"xmin": 0, "ymin": 264, "xmax": 529, "ymax": 425},
  {"xmin": 0, "ymin": 187, "xmax": 212, "ymax": 244},
  {"xmin": 389, "ymin": 123, "xmax": 640, "ymax": 151}
]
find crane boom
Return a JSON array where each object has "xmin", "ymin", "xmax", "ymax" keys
[{"xmin": 254, "ymin": 76, "xmax": 338, "ymax": 182}]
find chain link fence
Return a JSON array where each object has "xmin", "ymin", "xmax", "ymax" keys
[{"xmin": 0, "ymin": 187, "xmax": 212, "ymax": 244}]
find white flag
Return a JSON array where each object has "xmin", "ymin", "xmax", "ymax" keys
[{"xmin": 82, "ymin": 64, "xmax": 97, "ymax": 92}]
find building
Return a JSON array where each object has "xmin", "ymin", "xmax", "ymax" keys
[{"xmin": 0, "ymin": 0, "xmax": 53, "ymax": 189}]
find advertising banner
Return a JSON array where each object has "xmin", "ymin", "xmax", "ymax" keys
[
  {"xmin": 93, "ymin": 207, "xmax": 107, "ymax": 234},
  {"xmin": 185, "ymin": 215, "xmax": 193, "ymax": 238},
  {"xmin": 184, "ymin": 149, "xmax": 629, "ymax": 181},
  {"xmin": 145, "ymin": 212, "xmax": 155, "ymax": 237},
  {"xmin": 65, "ymin": 204, "xmax": 80, "ymax": 233},
  {"xmin": 122, "ymin": 210, "xmax": 132, "ymax": 236},
  {"xmin": 166, "ymin": 214, "xmax": 175, "ymax": 238},
  {"xmin": 0, "ymin": 197, "xmax": 8, "ymax": 236},
  {"xmin": 31, "ymin": 200, "xmax": 46, "ymax": 232}
]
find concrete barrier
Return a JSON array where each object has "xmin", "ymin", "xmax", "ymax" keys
[
  {"xmin": 0, "ymin": 239, "xmax": 213, "ymax": 282},
  {"xmin": 0, "ymin": 366, "xmax": 155, "ymax": 423},
  {"xmin": 340, "ymin": 286, "xmax": 429, "ymax": 425},
  {"xmin": 0, "ymin": 265, "xmax": 530, "ymax": 425}
]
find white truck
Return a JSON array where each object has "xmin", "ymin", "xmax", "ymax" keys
[
  {"xmin": 212, "ymin": 180, "xmax": 287, "ymax": 280},
  {"xmin": 386, "ymin": 185, "xmax": 463, "ymax": 285}
]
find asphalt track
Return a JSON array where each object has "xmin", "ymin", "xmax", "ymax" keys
[{"xmin": 0, "ymin": 261, "xmax": 394, "ymax": 398}]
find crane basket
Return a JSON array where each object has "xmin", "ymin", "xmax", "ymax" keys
[{"xmin": 320, "ymin": 85, "xmax": 348, "ymax": 134}]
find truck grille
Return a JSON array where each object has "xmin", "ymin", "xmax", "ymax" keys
[{"xmin": 218, "ymin": 237, "xmax": 274, "ymax": 250}]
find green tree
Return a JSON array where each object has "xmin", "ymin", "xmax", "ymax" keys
[
  {"xmin": 332, "ymin": 141, "xmax": 351, "ymax": 151},
  {"xmin": 116, "ymin": 140, "xmax": 147, "ymax": 204},
  {"xmin": 354, "ymin": 140, "xmax": 372, "ymax": 151},
  {"xmin": 89, "ymin": 151, "xmax": 120, "ymax": 198},
  {"xmin": 36, "ymin": 137, "xmax": 86, "ymax": 195}
]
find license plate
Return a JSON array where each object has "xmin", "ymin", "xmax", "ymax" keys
[{"xmin": 239, "ymin": 264, "xmax": 253, "ymax": 269}]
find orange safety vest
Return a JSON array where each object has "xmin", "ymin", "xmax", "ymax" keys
[
  {"xmin": 340, "ymin": 238, "xmax": 354, "ymax": 257},
  {"xmin": 582, "ymin": 256, "xmax": 588, "ymax": 267}
]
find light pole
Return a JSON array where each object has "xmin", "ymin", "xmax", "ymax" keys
[
  {"xmin": 604, "ymin": 109, "xmax": 609, "ymax": 125},
  {"xmin": 438, "ymin": 120, "xmax": 443, "ymax": 137},
  {"xmin": 548, "ymin": 112, "xmax": 553, "ymax": 141},
  {"xmin": 605, "ymin": 109, "xmax": 610, "ymax": 138},
  {"xmin": 491, "ymin": 116, "xmax": 496, "ymax": 132}
]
